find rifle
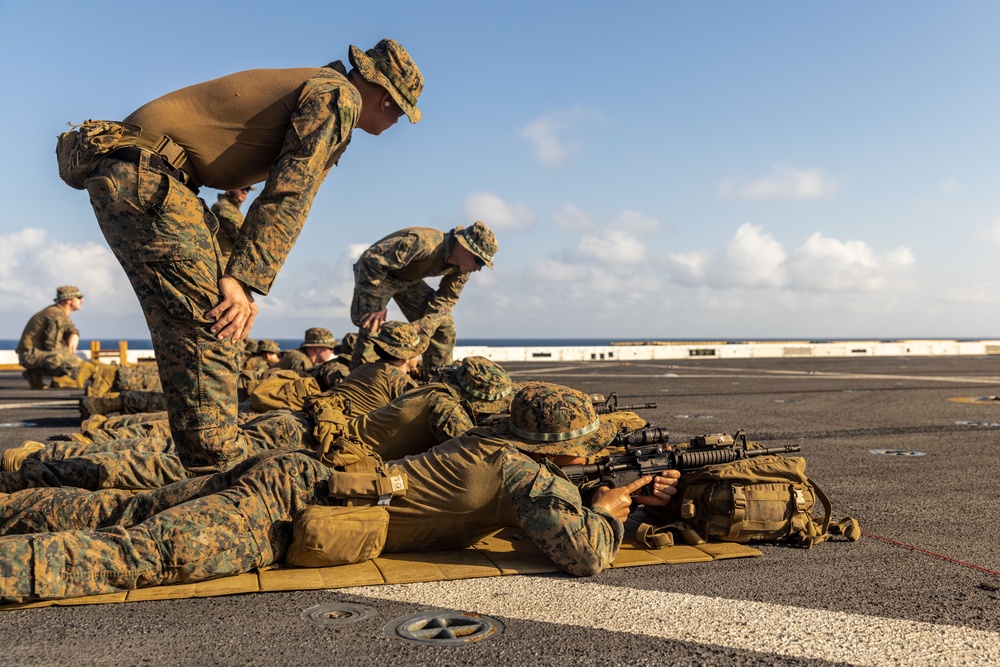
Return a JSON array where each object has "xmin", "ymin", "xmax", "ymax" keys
[
  {"xmin": 476, "ymin": 391, "xmax": 657, "ymax": 427},
  {"xmin": 589, "ymin": 391, "xmax": 657, "ymax": 415},
  {"xmin": 561, "ymin": 428, "xmax": 800, "ymax": 494}
]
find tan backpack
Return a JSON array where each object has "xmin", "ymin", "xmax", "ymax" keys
[
  {"xmin": 248, "ymin": 370, "xmax": 321, "ymax": 412},
  {"xmin": 643, "ymin": 454, "xmax": 860, "ymax": 548}
]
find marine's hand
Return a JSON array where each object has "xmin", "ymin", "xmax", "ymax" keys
[
  {"xmin": 359, "ymin": 310, "xmax": 388, "ymax": 329},
  {"xmin": 631, "ymin": 470, "xmax": 680, "ymax": 507},
  {"xmin": 208, "ymin": 275, "xmax": 258, "ymax": 340},
  {"xmin": 591, "ymin": 476, "xmax": 651, "ymax": 522}
]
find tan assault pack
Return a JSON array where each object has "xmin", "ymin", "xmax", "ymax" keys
[
  {"xmin": 249, "ymin": 370, "xmax": 321, "ymax": 412},
  {"xmin": 55, "ymin": 119, "xmax": 188, "ymax": 189},
  {"xmin": 642, "ymin": 452, "xmax": 860, "ymax": 548}
]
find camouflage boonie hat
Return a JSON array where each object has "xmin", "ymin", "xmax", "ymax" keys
[
  {"xmin": 454, "ymin": 221, "xmax": 497, "ymax": 269},
  {"xmin": 348, "ymin": 38, "xmax": 423, "ymax": 123},
  {"xmin": 334, "ymin": 332, "xmax": 359, "ymax": 355},
  {"xmin": 495, "ymin": 382, "xmax": 617, "ymax": 457},
  {"xmin": 54, "ymin": 285, "xmax": 83, "ymax": 302},
  {"xmin": 243, "ymin": 338, "xmax": 259, "ymax": 355},
  {"xmin": 301, "ymin": 327, "xmax": 338, "ymax": 349},
  {"xmin": 258, "ymin": 339, "xmax": 281, "ymax": 354},
  {"xmin": 441, "ymin": 356, "xmax": 515, "ymax": 415},
  {"xmin": 370, "ymin": 321, "xmax": 428, "ymax": 360}
]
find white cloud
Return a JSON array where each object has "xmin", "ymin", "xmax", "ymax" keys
[
  {"xmin": 665, "ymin": 224, "xmax": 913, "ymax": 293},
  {"xmin": 976, "ymin": 217, "xmax": 1000, "ymax": 243},
  {"xmin": 463, "ymin": 191, "xmax": 535, "ymax": 231},
  {"xmin": 519, "ymin": 108, "xmax": 603, "ymax": 166},
  {"xmin": 553, "ymin": 202, "xmax": 596, "ymax": 231},
  {"xmin": 0, "ymin": 227, "xmax": 134, "ymax": 316},
  {"xmin": 718, "ymin": 164, "xmax": 839, "ymax": 201},
  {"xmin": 578, "ymin": 229, "xmax": 648, "ymax": 265},
  {"xmin": 787, "ymin": 233, "xmax": 914, "ymax": 292}
]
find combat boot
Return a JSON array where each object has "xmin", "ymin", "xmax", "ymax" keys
[
  {"xmin": 21, "ymin": 369, "xmax": 46, "ymax": 390},
  {"xmin": 75, "ymin": 361, "xmax": 99, "ymax": 390},
  {"xmin": 50, "ymin": 374, "xmax": 80, "ymax": 389},
  {"xmin": 79, "ymin": 394, "xmax": 123, "ymax": 419},
  {"xmin": 1, "ymin": 441, "xmax": 46, "ymax": 472},
  {"xmin": 0, "ymin": 471, "xmax": 28, "ymax": 494},
  {"xmin": 86, "ymin": 363, "xmax": 118, "ymax": 397}
]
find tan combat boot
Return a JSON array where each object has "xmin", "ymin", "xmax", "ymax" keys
[
  {"xmin": 1, "ymin": 441, "xmax": 46, "ymax": 472},
  {"xmin": 86, "ymin": 363, "xmax": 119, "ymax": 397},
  {"xmin": 50, "ymin": 375, "xmax": 81, "ymax": 389}
]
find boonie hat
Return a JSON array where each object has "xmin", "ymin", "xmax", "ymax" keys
[
  {"xmin": 301, "ymin": 327, "xmax": 338, "ymax": 349},
  {"xmin": 441, "ymin": 356, "xmax": 515, "ymax": 414},
  {"xmin": 243, "ymin": 338, "xmax": 259, "ymax": 355},
  {"xmin": 258, "ymin": 339, "xmax": 281, "ymax": 354},
  {"xmin": 348, "ymin": 38, "xmax": 423, "ymax": 123},
  {"xmin": 454, "ymin": 221, "xmax": 497, "ymax": 269},
  {"xmin": 54, "ymin": 285, "xmax": 83, "ymax": 302},
  {"xmin": 494, "ymin": 382, "xmax": 618, "ymax": 457},
  {"xmin": 370, "ymin": 321, "xmax": 428, "ymax": 360}
]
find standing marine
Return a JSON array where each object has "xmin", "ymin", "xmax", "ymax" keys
[
  {"xmin": 211, "ymin": 186, "xmax": 254, "ymax": 268},
  {"xmin": 58, "ymin": 39, "xmax": 423, "ymax": 473}
]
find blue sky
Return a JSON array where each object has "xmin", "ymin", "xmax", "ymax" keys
[{"xmin": 3, "ymin": 1, "xmax": 1000, "ymax": 341}]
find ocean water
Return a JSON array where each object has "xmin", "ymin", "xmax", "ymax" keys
[{"xmin": 1, "ymin": 336, "xmax": 981, "ymax": 351}]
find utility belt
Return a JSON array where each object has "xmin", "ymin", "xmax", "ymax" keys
[
  {"xmin": 108, "ymin": 146, "xmax": 199, "ymax": 191},
  {"xmin": 56, "ymin": 119, "xmax": 200, "ymax": 190}
]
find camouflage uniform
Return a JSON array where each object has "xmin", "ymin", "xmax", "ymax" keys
[
  {"xmin": 2, "ymin": 410, "xmax": 314, "ymax": 492},
  {"xmin": 350, "ymin": 223, "xmax": 497, "ymax": 371},
  {"xmin": 78, "ymin": 41, "xmax": 422, "ymax": 474},
  {"xmin": 0, "ymin": 384, "xmax": 623, "ymax": 603},
  {"xmin": 210, "ymin": 192, "xmax": 246, "ymax": 268},
  {"xmin": 16, "ymin": 302, "xmax": 84, "ymax": 383},
  {"xmin": 348, "ymin": 356, "xmax": 513, "ymax": 460}
]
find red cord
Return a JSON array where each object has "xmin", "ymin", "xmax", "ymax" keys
[{"xmin": 862, "ymin": 531, "xmax": 1000, "ymax": 578}]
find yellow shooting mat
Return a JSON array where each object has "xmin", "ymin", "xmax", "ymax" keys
[{"xmin": 0, "ymin": 529, "xmax": 760, "ymax": 610}]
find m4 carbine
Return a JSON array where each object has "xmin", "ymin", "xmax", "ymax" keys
[
  {"xmin": 589, "ymin": 391, "xmax": 657, "ymax": 415},
  {"xmin": 561, "ymin": 428, "xmax": 800, "ymax": 494}
]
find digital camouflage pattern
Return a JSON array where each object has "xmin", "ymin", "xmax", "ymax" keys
[
  {"xmin": 82, "ymin": 63, "xmax": 365, "ymax": 474},
  {"xmin": 351, "ymin": 228, "xmax": 471, "ymax": 370},
  {"xmin": 16, "ymin": 304, "xmax": 84, "ymax": 379},
  {"xmin": 0, "ymin": 426, "xmax": 620, "ymax": 602},
  {"xmin": 5, "ymin": 410, "xmax": 314, "ymax": 491},
  {"xmin": 494, "ymin": 382, "xmax": 620, "ymax": 458},
  {"xmin": 210, "ymin": 192, "xmax": 244, "ymax": 268},
  {"xmin": 348, "ymin": 38, "xmax": 423, "ymax": 123},
  {"xmin": 300, "ymin": 328, "xmax": 337, "ymax": 348},
  {"xmin": 454, "ymin": 221, "xmax": 498, "ymax": 269},
  {"xmin": 440, "ymin": 356, "xmax": 513, "ymax": 414},
  {"xmin": 0, "ymin": 450, "xmax": 334, "ymax": 603}
]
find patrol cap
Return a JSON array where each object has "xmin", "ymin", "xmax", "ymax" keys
[
  {"xmin": 494, "ymin": 382, "xmax": 617, "ymax": 457},
  {"xmin": 454, "ymin": 221, "xmax": 497, "ymax": 269},
  {"xmin": 301, "ymin": 327, "xmax": 338, "ymax": 349},
  {"xmin": 441, "ymin": 356, "xmax": 515, "ymax": 415},
  {"xmin": 258, "ymin": 339, "xmax": 281, "ymax": 354},
  {"xmin": 370, "ymin": 321, "xmax": 428, "ymax": 361},
  {"xmin": 348, "ymin": 38, "xmax": 424, "ymax": 123},
  {"xmin": 54, "ymin": 285, "xmax": 83, "ymax": 302}
]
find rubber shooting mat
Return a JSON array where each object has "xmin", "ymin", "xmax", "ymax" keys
[{"xmin": 0, "ymin": 529, "xmax": 760, "ymax": 610}]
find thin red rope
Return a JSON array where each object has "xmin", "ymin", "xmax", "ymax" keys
[{"xmin": 862, "ymin": 531, "xmax": 1000, "ymax": 577}]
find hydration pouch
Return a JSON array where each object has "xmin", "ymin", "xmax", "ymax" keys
[
  {"xmin": 328, "ymin": 466, "xmax": 408, "ymax": 507},
  {"xmin": 56, "ymin": 120, "xmax": 140, "ymax": 189},
  {"xmin": 285, "ymin": 505, "xmax": 389, "ymax": 567}
]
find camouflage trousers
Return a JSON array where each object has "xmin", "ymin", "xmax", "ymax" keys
[
  {"xmin": 85, "ymin": 156, "xmax": 251, "ymax": 473},
  {"xmin": 18, "ymin": 349, "xmax": 84, "ymax": 378},
  {"xmin": 0, "ymin": 450, "xmax": 332, "ymax": 604},
  {"xmin": 19, "ymin": 410, "xmax": 315, "ymax": 490},
  {"xmin": 350, "ymin": 278, "xmax": 457, "ymax": 371}
]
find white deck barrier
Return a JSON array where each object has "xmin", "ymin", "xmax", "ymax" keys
[{"xmin": 8, "ymin": 339, "xmax": 999, "ymax": 367}]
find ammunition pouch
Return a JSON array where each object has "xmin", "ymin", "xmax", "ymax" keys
[
  {"xmin": 328, "ymin": 464, "xmax": 408, "ymax": 507},
  {"xmin": 285, "ymin": 505, "xmax": 389, "ymax": 568},
  {"xmin": 56, "ymin": 119, "xmax": 191, "ymax": 190}
]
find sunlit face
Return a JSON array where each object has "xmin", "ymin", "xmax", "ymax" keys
[{"xmin": 227, "ymin": 189, "xmax": 250, "ymax": 204}]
